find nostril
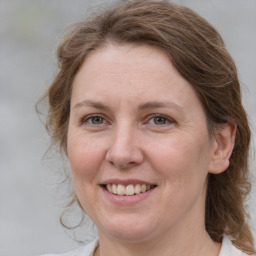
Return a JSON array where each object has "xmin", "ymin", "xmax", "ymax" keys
[{"xmin": 106, "ymin": 153, "xmax": 139, "ymax": 169}]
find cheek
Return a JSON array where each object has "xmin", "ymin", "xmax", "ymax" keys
[
  {"xmin": 148, "ymin": 133, "xmax": 211, "ymax": 186},
  {"xmin": 67, "ymin": 135, "xmax": 106, "ymax": 212},
  {"xmin": 67, "ymin": 134, "xmax": 105, "ymax": 181},
  {"xmin": 150, "ymin": 137, "xmax": 210, "ymax": 218}
]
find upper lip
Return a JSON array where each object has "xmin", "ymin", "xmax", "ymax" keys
[{"xmin": 100, "ymin": 179, "xmax": 156, "ymax": 186}]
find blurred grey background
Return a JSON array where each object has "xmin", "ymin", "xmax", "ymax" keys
[{"xmin": 0, "ymin": 0, "xmax": 255, "ymax": 255}]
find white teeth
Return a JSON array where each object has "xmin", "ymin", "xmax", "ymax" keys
[
  {"xmin": 134, "ymin": 184, "xmax": 142, "ymax": 194},
  {"xmin": 105, "ymin": 184, "xmax": 154, "ymax": 196},
  {"xmin": 117, "ymin": 184, "xmax": 126, "ymax": 195},
  {"xmin": 126, "ymin": 184, "xmax": 135, "ymax": 195},
  {"xmin": 112, "ymin": 184, "xmax": 117, "ymax": 194},
  {"xmin": 106, "ymin": 184, "xmax": 112, "ymax": 193}
]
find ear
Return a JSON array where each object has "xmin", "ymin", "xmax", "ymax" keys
[{"xmin": 208, "ymin": 121, "xmax": 237, "ymax": 174}]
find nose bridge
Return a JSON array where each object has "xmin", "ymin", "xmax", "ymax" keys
[
  {"xmin": 106, "ymin": 121, "xmax": 143, "ymax": 168},
  {"xmin": 115, "ymin": 121, "xmax": 133, "ymax": 148}
]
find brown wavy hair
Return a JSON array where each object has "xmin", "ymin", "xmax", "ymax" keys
[{"xmin": 38, "ymin": 0, "xmax": 255, "ymax": 254}]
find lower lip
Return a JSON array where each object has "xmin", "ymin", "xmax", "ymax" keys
[{"xmin": 100, "ymin": 186, "xmax": 156, "ymax": 205}]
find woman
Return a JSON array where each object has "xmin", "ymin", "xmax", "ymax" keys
[{"xmin": 39, "ymin": 0, "xmax": 255, "ymax": 255}]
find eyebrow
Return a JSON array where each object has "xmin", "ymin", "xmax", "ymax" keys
[
  {"xmin": 73, "ymin": 100, "xmax": 111, "ymax": 111},
  {"xmin": 138, "ymin": 101, "xmax": 183, "ymax": 112}
]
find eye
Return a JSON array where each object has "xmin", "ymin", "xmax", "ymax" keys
[
  {"xmin": 81, "ymin": 114, "xmax": 107, "ymax": 126},
  {"xmin": 152, "ymin": 116, "xmax": 168, "ymax": 125},
  {"xmin": 89, "ymin": 116, "xmax": 104, "ymax": 125},
  {"xmin": 147, "ymin": 115, "xmax": 174, "ymax": 126}
]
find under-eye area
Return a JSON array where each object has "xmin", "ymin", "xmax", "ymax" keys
[{"xmin": 101, "ymin": 184, "xmax": 157, "ymax": 196}]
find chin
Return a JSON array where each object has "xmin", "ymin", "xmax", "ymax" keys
[
  {"xmin": 103, "ymin": 227, "xmax": 155, "ymax": 243},
  {"xmin": 96, "ymin": 214, "xmax": 161, "ymax": 243}
]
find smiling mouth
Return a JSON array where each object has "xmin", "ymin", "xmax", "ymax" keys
[{"xmin": 102, "ymin": 184, "xmax": 157, "ymax": 196}]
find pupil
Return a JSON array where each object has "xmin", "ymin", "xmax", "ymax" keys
[
  {"xmin": 154, "ymin": 117, "xmax": 165, "ymax": 125},
  {"xmin": 92, "ymin": 117, "xmax": 103, "ymax": 124}
]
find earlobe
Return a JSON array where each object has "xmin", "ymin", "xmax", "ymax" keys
[{"xmin": 208, "ymin": 121, "xmax": 237, "ymax": 174}]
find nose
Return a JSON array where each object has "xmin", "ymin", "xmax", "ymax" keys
[{"xmin": 105, "ymin": 124, "xmax": 144, "ymax": 169}]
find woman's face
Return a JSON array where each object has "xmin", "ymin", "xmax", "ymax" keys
[{"xmin": 67, "ymin": 44, "xmax": 217, "ymax": 243}]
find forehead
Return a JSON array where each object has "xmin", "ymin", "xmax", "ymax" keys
[
  {"xmin": 73, "ymin": 44, "xmax": 187, "ymax": 93},
  {"xmin": 71, "ymin": 43, "xmax": 202, "ymax": 113},
  {"xmin": 75, "ymin": 43, "xmax": 174, "ymax": 80}
]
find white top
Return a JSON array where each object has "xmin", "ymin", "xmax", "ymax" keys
[
  {"xmin": 219, "ymin": 236, "xmax": 249, "ymax": 256},
  {"xmin": 40, "ymin": 235, "xmax": 249, "ymax": 256}
]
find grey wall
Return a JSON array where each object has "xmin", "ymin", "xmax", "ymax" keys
[{"xmin": 1, "ymin": 0, "xmax": 255, "ymax": 255}]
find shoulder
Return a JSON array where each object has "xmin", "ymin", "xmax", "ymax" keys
[
  {"xmin": 219, "ymin": 235, "xmax": 252, "ymax": 256},
  {"xmin": 39, "ymin": 239, "xmax": 98, "ymax": 256}
]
